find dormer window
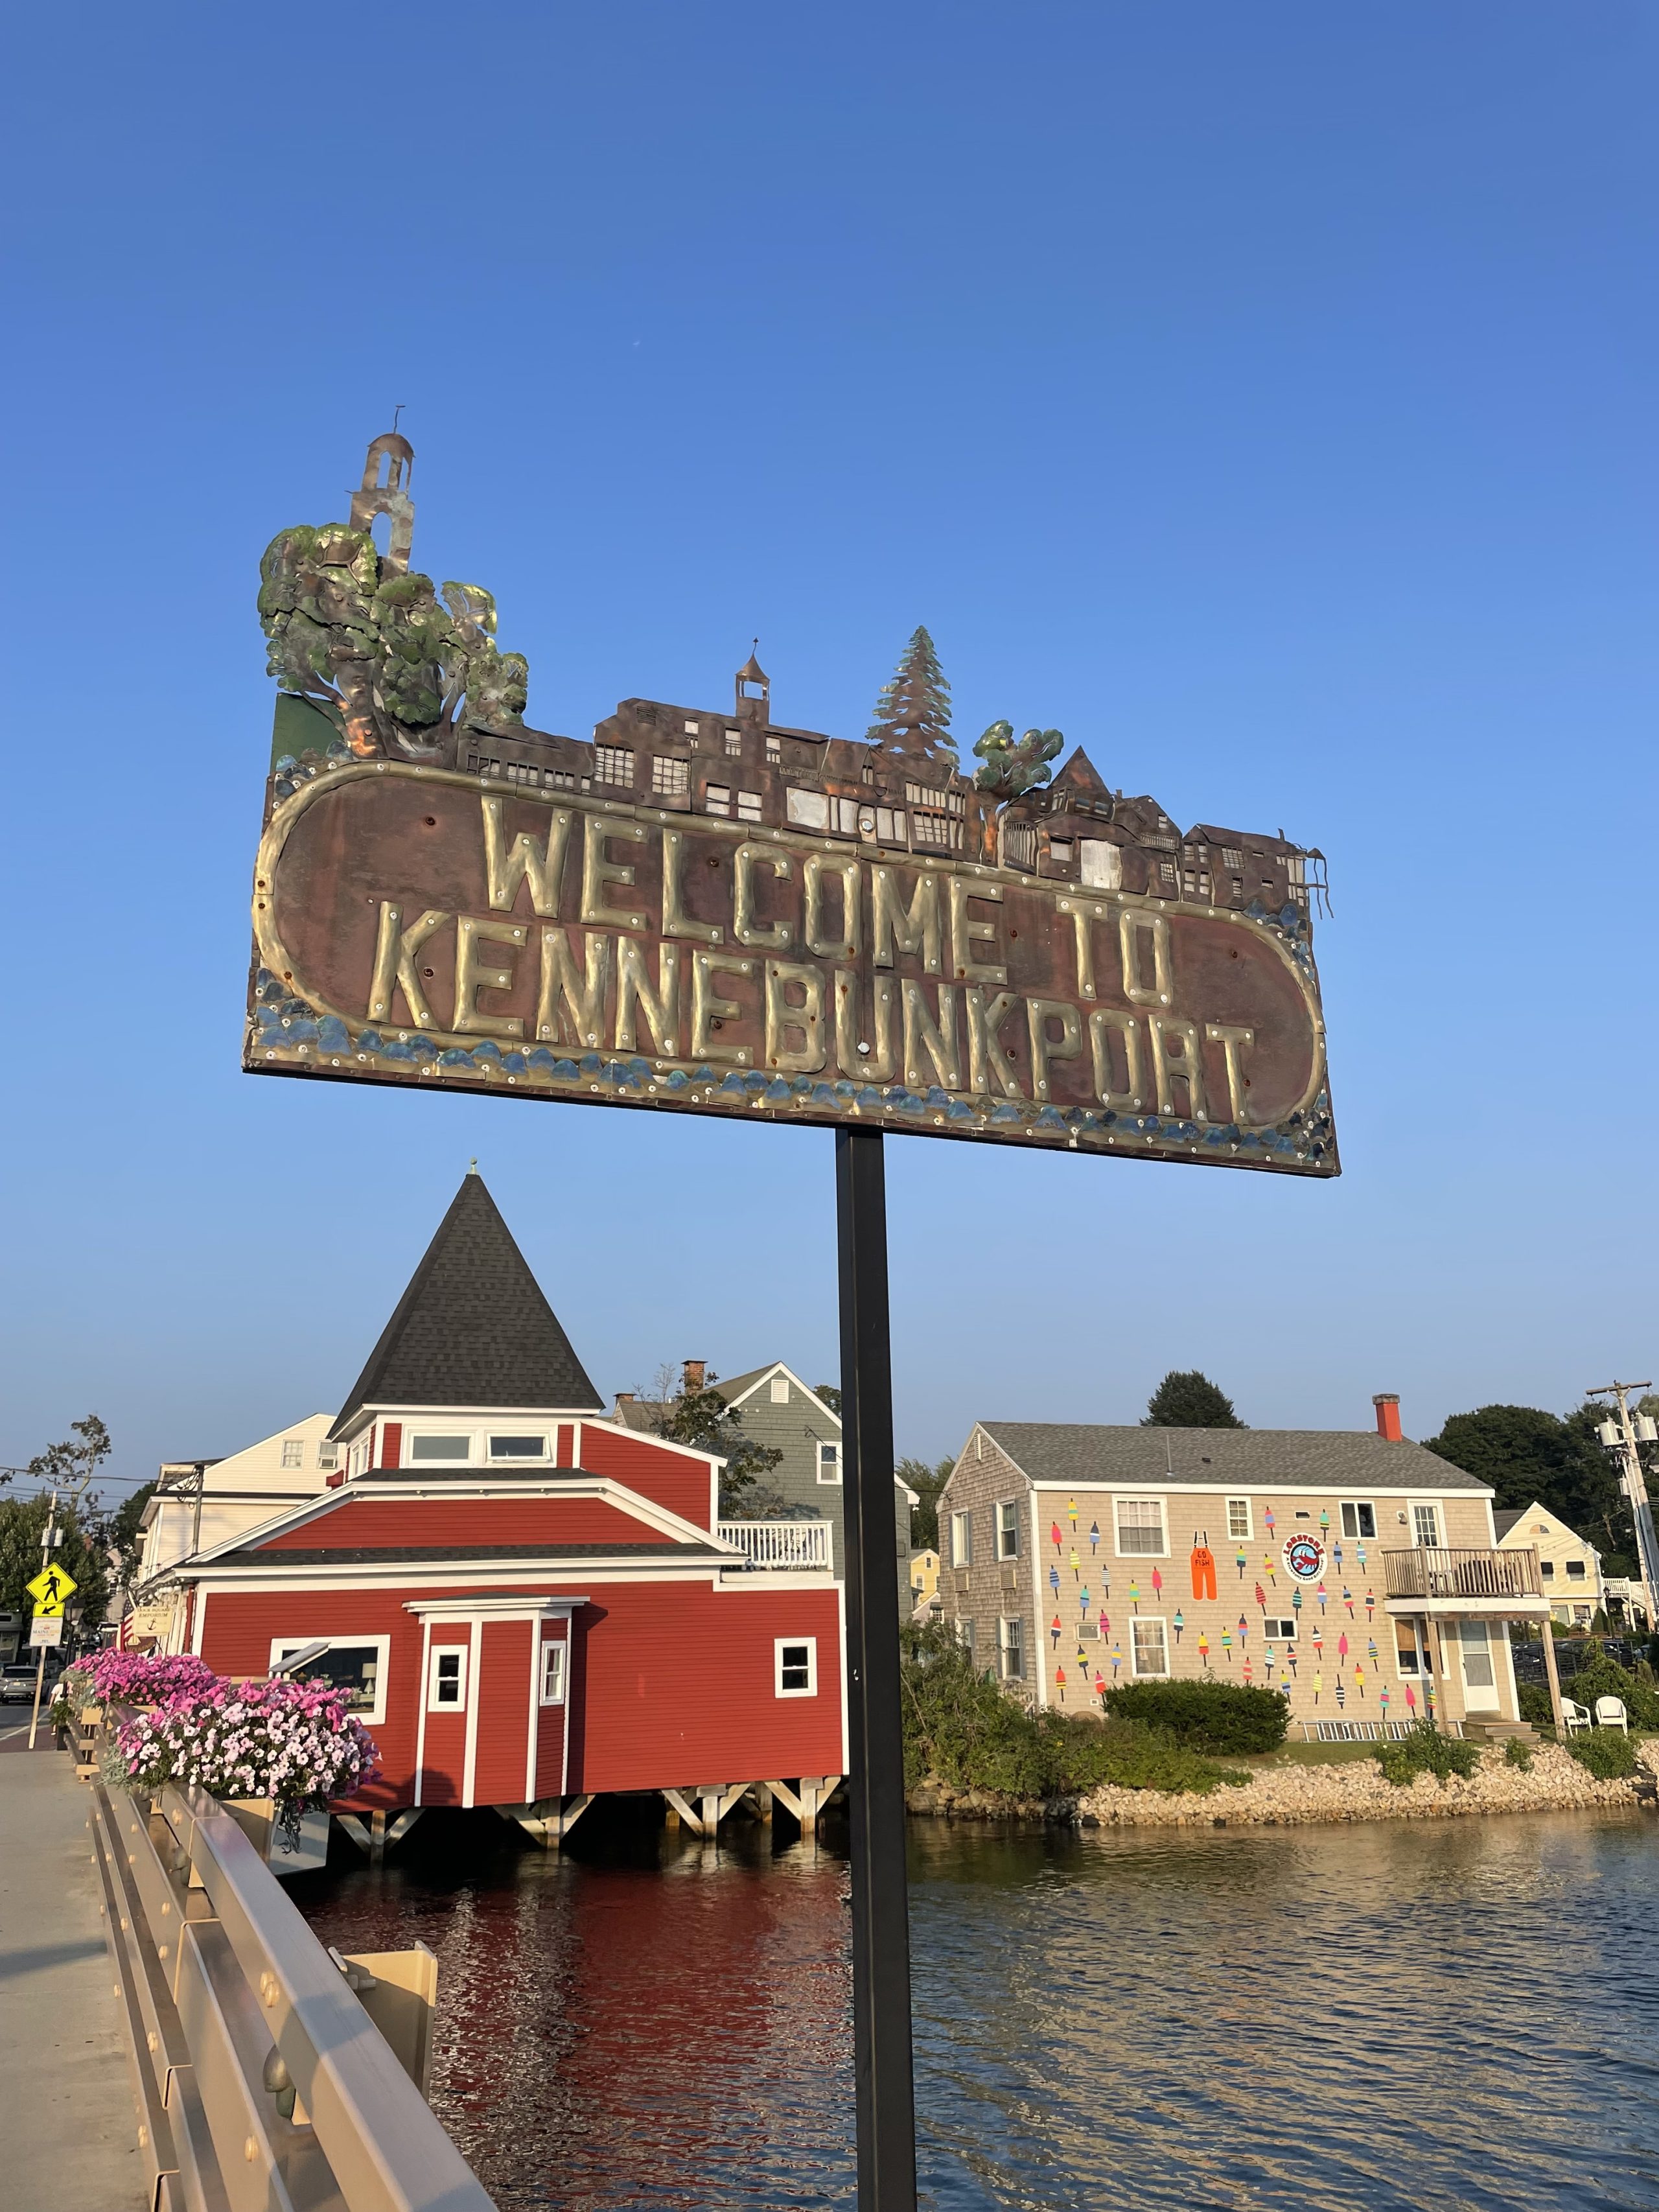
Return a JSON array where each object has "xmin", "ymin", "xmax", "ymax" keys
[
  {"xmin": 489, "ymin": 1434, "xmax": 548, "ymax": 1461},
  {"xmin": 408, "ymin": 1434, "xmax": 472, "ymax": 1466}
]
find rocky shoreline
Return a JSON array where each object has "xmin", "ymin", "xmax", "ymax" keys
[{"xmin": 906, "ymin": 1740, "xmax": 1659, "ymax": 1830}]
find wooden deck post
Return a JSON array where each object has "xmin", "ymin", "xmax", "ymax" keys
[{"xmin": 1538, "ymin": 1617, "xmax": 1566, "ymax": 1734}]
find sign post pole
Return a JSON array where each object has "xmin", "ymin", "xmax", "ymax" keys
[{"xmin": 835, "ymin": 1126, "xmax": 918, "ymax": 2212}]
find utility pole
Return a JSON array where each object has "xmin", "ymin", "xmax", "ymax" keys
[{"xmin": 1586, "ymin": 1381, "xmax": 1659, "ymax": 1637}]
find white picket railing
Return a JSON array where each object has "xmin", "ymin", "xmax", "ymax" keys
[{"xmin": 718, "ymin": 1520, "xmax": 833, "ymax": 1569}]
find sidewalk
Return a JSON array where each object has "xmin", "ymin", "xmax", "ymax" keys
[{"xmin": 0, "ymin": 1730, "xmax": 145, "ymax": 2210}]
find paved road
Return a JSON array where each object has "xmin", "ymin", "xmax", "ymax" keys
[{"xmin": 0, "ymin": 1730, "xmax": 145, "ymax": 2210}]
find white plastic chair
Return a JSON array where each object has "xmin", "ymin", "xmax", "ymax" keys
[
  {"xmin": 1561, "ymin": 1699, "xmax": 1592, "ymax": 1734},
  {"xmin": 1594, "ymin": 1695, "xmax": 1629, "ymax": 1735}
]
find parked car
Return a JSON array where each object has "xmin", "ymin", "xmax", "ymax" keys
[{"xmin": 0, "ymin": 1664, "xmax": 44, "ymax": 1703}]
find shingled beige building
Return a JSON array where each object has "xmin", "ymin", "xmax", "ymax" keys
[{"xmin": 936, "ymin": 1395, "xmax": 1547, "ymax": 1740}]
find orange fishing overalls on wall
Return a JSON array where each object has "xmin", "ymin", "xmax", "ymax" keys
[{"xmin": 1190, "ymin": 1533, "xmax": 1218, "ymax": 1601}]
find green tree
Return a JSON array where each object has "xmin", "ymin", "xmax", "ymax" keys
[
  {"xmin": 636, "ymin": 1371, "xmax": 789, "ymax": 1518},
  {"xmin": 1422, "ymin": 1403, "xmax": 1632, "ymax": 1572},
  {"xmin": 109, "ymin": 1482, "xmax": 157, "ymax": 1587},
  {"xmin": 896, "ymin": 1456, "xmax": 955, "ymax": 1552},
  {"xmin": 1143, "ymin": 1372, "xmax": 1244, "ymax": 1428},
  {"xmin": 866, "ymin": 626, "xmax": 955, "ymax": 763},
  {"xmin": 971, "ymin": 721, "xmax": 1063, "ymax": 797},
  {"xmin": 813, "ymin": 1383, "xmax": 842, "ymax": 1417},
  {"xmin": 0, "ymin": 1495, "xmax": 110, "ymax": 1629}
]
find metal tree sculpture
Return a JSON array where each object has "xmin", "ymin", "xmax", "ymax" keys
[{"xmin": 866, "ymin": 625, "xmax": 957, "ymax": 764}]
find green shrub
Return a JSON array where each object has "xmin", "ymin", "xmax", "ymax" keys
[
  {"xmin": 1563, "ymin": 1657, "xmax": 1659, "ymax": 1730},
  {"xmin": 1373, "ymin": 1723, "xmax": 1481, "ymax": 1788},
  {"xmin": 1566, "ymin": 1728, "xmax": 1638, "ymax": 1780},
  {"xmin": 1516, "ymin": 1682, "xmax": 1555, "ymax": 1728},
  {"xmin": 1101, "ymin": 1678, "xmax": 1289, "ymax": 1754},
  {"xmin": 1503, "ymin": 1738, "xmax": 1534, "ymax": 1771},
  {"xmin": 900, "ymin": 1625, "xmax": 1246, "ymax": 1798}
]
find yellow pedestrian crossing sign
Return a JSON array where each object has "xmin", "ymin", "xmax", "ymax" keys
[{"xmin": 26, "ymin": 1565, "xmax": 77, "ymax": 1616}]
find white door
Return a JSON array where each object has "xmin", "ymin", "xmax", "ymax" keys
[{"xmin": 1459, "ymin": 1619, "xmax": 1499, "ymax": 1712}]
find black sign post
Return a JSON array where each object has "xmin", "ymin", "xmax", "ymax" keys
[{"xmin": 836, "ymin": 1126, "xmax": 918, "ymax": 2211}]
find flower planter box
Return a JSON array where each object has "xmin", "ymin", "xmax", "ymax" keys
[{"xmin": 220, "ymin": 1797, "xmax": 331, "ymax": 1876}]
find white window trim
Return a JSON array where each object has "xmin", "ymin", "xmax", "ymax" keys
[
  {"xmin": 280, "ymin": 1439, "xmax": 305, "ymax": 1469},
  {"xmin": 269, "ymin": 1635, "xmax": 391, "ymax": 1726},
  {"xmin": 426, "ymin": 1643, "xmax": 470, "ymax": 1714},
  {"xmin": 406, "ymin": 1432, "xmax": 476, "ymax": 1468},
  {"xmin": 1262, "ymin": 1616, "xmax": 1298, "ymax": 1642},
  {"xmin": 817, "ymin": 1442, "xmax": 842, "ymax": 1485},
  {"xmin": 995, "ymin": 1498, "xmax": 1021, "ymax": 1561},
  {"xmin": 487, "ymin": 1432, "xmax": 550, "ymax": 1463},
  {"xmin": 1112, "ymin": 1495, "xmax": 1170, "ymax": 1559},
  {"xmin": 997, "ymin": 1614, "xmax": 1026, "ymax": 1681},
  {"xmin": 1410, "ymin": 1502, "xmax": 1443, "ymax": 1548},
  {"xmin": 774, "ymin": 1636, "xmax": 817, "ymax": 1698},
  {"xmin": 950, "ymin": 1509, "xmax": 973, "ymax": 1568},
  {"xmin": 1340, "ymin": 1500, "xmax": 1378, "ymax": 1539},
  {"xmin": 1225, "ymin": 1496, "xmax": 1253, "ymax": 1542},
  {"xmin": 1130, "ymin": 1615, "xmax": 1172, "ymax": 1678},
  {"xmin": 539, "ymin": 1640, "xmax": 567, "ymax": 1706}
]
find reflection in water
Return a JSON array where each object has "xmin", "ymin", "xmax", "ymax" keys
[{"xmin": 295, "ymin": 1806, "xmax": 1659, "ymax": 2211}]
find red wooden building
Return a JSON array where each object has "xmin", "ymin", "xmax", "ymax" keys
[{"xmin": 176, "ymin": 1171, "xmax": 845, "ymax": 1847}]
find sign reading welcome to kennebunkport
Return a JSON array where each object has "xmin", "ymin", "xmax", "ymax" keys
[{"xmin": 248, "ymin": 436, "xmax": 1336, "ymax": 1178}]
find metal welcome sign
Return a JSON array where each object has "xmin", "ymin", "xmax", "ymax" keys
[
  {"xmin": 249, "ymin": 437, "xmax": 1336, "ymax": 1176},
  {"xmin": 247, "ymin": 436, "xmax": 1338, "ymax": 2212}
]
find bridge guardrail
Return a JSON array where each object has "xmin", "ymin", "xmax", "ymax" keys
[{"xmin": 85, "ymin": 1744, "xmax": 496, "ymax": 2212}]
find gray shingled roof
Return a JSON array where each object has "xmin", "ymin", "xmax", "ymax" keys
[
  {"xmin": 1492, "ymin": 1508, "xmax": 1527, "ymax": 1541},
  {"xmin": 979, "ymin": 1423, "xmax": 1489, "ymax": 1494},
  {"xmin": 331, "ymin": 1172, "xmax": 603, "ymax": 1438}
]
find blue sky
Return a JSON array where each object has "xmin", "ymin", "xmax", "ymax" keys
[{"xmin": 3, "ymin": 4, "xmax": 1654, "ymax": 1494}]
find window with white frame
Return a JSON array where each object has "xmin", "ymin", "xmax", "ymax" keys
[
  {"xmin": 489, "ymin": 1434, "xmax": 548, "ymax": 1462},
  {"xmin": 539, "ymin": 1641, "xmax": 567, "ymax": 1705},
  {"xmin": 651, "ymin": 755, "xmax": 689, "ymax": 797},
  {"xmin": 1411, "ymin": 1503, "xmax": 1442, "ymax": 1548},
  {"xmin": 1131, "ymin": 1618, "xmax": 1170, "ymax": 1677},
  {"xmin": 770, "ymin": 1375, "xmax": 789, "ymax": 1403},
  {"xmin": 950, "ymin": 1509, "xmax": 973, "ymax": 1568},
  {"xmin": 1341, "ymin": 1501, "xmax": 1378, "ymax": 1539},
  {"xmin": 594, "ymin": 745, "xmax": 634, "ymax": 785},
  {"xmin": 775, "ymin": 1638, "xmax": 817, "ymax": 1695},
  {"xmin": 1226, "ymin": 1497, "xmax": 1252, "ymax": 1540},
  {"xmin": 270, "ymin": 1637, "xmax": 390, "ymax": 1723},
  {"xmin": 997, "ymin": 1616, "xmax": 1024, "ymax": 1681},
  {"xmin": 1115, "ymin": 1497, "xmax": 1167, "ymax": 1557},
  {"xmin": 317, "ymin": 1445, "xmax": 338, "ymax": 1471},
  {"xmin": 1263, "ymin": 1616, "xmax": 1297, "ymax": 1641},
  {"xmin": 995, "ymin": 1500, "xmax": 1020, "ymax": 1561},
  {"xmin": 817, "ymin": 1441, "xmax": 842, "ymax": 1485},
  {"xmin": 426, "ymin": 1645, "xmax": 469, "ymax": 1712},
  {"xmin": 957, "ymin": 1618, "xmax": 976, "ymax": 1657},
  {"xmin": 281, "ymin": 1439, "xmax": 304, "ymax": 1468},
  {"xmin": 408, "ymin": 1434, "xmax": 472, "ymax": 1465}
]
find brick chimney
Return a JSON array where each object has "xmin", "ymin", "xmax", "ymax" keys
[
  {"xmin": 1373, "ymin": 1392, "xmax": 1402, "ymax": 1443},
  {"xmin": 683, "ymin": 1359, "xmax": 706, "ymax": 1395}
]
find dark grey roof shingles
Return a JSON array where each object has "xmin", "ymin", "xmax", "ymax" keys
[
  {"xmin": 979, "ymin": 1422, "xmax": 1489, "ymax": 1495},
  {"xmin": 332, "ymin": 1173, "xmax": 603, "ymax": 1436}
]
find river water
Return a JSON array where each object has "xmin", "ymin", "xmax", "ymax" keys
[{"xmin": 295, "ymin": 1806, "xmax": 1659, "ymax": 2211}]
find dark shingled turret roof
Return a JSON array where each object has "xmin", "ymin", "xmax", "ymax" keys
[{"xmin": 331, "ymin": 1171, "xmax": 603, "ymax": 1436}]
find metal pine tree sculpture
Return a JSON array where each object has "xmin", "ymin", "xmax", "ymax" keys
[{"xmin": 866, "ymin": 625, "xmax": 957, "ymax": 763}]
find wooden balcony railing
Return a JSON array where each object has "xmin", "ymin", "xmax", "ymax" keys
[{"xmin": 1382, "ymin": 1545, "xmax": 1543, "ymax": 1603}]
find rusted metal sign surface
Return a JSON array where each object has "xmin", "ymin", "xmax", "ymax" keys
[{"xmin": 248, "ymin": 441, "xmax": 1336, "ymax": 1175}]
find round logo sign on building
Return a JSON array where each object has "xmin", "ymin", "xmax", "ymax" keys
[{"xmin": 1282, "ymin": 1535, "xmax": 1325, "ymax": 1581}]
